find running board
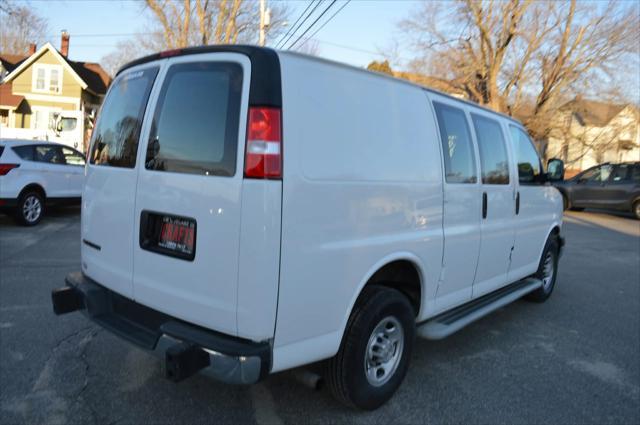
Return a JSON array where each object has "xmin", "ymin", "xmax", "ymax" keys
[{"xmin": 417, "ymin": 278, "xmax": 542, "ymax": 340}]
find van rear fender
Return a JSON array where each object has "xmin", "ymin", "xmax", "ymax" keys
[{"xmin": 338, "ymin": 253, "xmax": 427, "ymax": 341}]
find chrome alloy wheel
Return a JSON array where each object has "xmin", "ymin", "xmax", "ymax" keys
[
  {"xmin": 541, "ymin": 251, "xmax": 555, "ymax": 291},
  {"xmin": 364, "ymin": 316, "xmax": 404, "ymax": 387},
  {"xmin": 22, "ymin": 195, "xmax": 42, "ymax": 223}
]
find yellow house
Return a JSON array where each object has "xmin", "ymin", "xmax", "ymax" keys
[{"xmin": 0, "ymin": 33, "xmax": 110, "ymax": 149}]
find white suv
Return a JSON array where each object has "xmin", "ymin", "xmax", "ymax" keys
[
  {"xmin": 0, "ymin": 139, "xmax": 85, "ymax": 225},
  {"xmin": 51, "ymin": 46, "xmax": 565, "ymax": 410}
]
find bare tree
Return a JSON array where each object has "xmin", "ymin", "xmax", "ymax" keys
[
  {"xmin": 145, "ymin": 0, "xmax": 289, "ymax": 48},
  {"xmin": 100, "ymin": 38, "xmax": 151, "ymax": 76},
  {"xmin": 0, "ymin": 1, "xmax": 49, "ymax": 54},
  {"xmin": 100, "ymin": 22, "xmax": 168, "ymax": 76},
  {"xmin": 100, "ymin": 0, "xmax": 289, "ymax": 75},
  {"xmin": 293, "ymin": 38, "xmax": 321, "ymax": 56},
  {"xmin": 146, "ymin": 0, "xmax": 193, "ymax": 48},
  {"xmin": 397, "ymin": 0, "xmax": 640, "ymax": 142}
]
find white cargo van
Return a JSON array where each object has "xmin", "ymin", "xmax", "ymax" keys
[{"xmin": 51, "ymin": 46, "xmax": 565, "ymax": 410}]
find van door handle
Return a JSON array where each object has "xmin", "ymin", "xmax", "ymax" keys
[
  {"xmin": 482, "ymin": 192, "xmax": 488, "ymax": 219},
  {"xmin": 516, "ymin": 191, "xmax": 520, "ymax": 215}
]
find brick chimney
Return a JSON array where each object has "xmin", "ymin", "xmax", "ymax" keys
[
  {"xmin": 28, "ymin": 43, "xmax": 37, "ymax": 55},
  {"xmin": 60, "ymin": 30, "xmax": 70, "ymax": 57}
]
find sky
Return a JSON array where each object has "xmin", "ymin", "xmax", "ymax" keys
[{"xmin": 27, "ymin": 0, "xmax": 422, "ymax": 68}]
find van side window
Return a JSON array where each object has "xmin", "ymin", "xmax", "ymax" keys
[
  {"xmin": 509, "ymin": 126, "xmax": 542, "ymax": 184},
  {"xmin": 145, "ymin": 62, "xmax": 243, "ymax": 177},
  {"xmin": 433, "ymin": 102, "xmax": 477, "ymax": 183},
  {"xmin": 90, "ymin": 67, "xmax": 159, "ymax": 168},
  {"xmin": 471, "ymin": 114, "xmax": 509, "ymax": 185}
]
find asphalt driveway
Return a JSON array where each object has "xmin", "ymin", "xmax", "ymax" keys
[{"xmin": 1, "ymin": 208, "xmax": 638, "ymax": 424}]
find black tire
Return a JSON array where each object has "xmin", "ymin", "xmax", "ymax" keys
[
  {"xmin": 526, "ymin": 235, "xmax": 560, "ymax": 303},
  {"xmin": 569, "ymin": 206, "xmax": 585, "ymax": 212},
  {"xmin": 325, "ymin": 285, "xmax": 415, "ymax": 410},
  {"xmin": 633, "ymin": 200, "xmax": 640, "ymax": 220},
  {"xmin": 15, "ymin": 191, "xmax": 44, "ymax": 226}
]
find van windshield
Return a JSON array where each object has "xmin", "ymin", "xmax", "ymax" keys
[{"xmin": 90, "ymin": 67, "xmax": 159, "ymax": 168}]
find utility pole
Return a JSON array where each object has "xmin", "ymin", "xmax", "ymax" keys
[
  {"xmin": 259, "ymin": 0, "xmax": 271, "ymax": 47},
  {"xmin": 259, "ymin": 0, "xmax": 266, "ymax": 46}
]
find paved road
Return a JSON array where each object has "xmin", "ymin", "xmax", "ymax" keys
[{"xmin": 1, "ymin": 208, "xmax": 639, "ymax": 424}]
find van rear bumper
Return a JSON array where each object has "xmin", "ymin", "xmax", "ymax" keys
[{"xmin": 51, "ymin": 272, "xmax": 271, "ymax": 385}]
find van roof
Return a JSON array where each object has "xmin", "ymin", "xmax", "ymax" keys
[
  {"xmin": 118, "ymin": 45, "xmax": 523, "ymax": 128},
  {"xmin": 118, "ymin": 45, "xmax": 282, "ymax": 108},
  {"xmin": 280, "ymin": 50, "xmax": 524, "ymax": 127}
]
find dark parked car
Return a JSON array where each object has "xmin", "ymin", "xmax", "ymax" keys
[{"xmin": 553, "ymin": 162, "xmax": 640, "ymax": 219}]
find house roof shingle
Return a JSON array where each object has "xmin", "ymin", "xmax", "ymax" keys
[
  {"xmin": 562, "ymin": 99, "xmax": 629, "ymax": 127},
  {"xmin": 0, "ymin": 54, "xmax": 29, "ymax": 73},
  {"xmin": 65, "ymin": 59, "xmax": 111, "ymax": 95},
  {"xmin": 0, "ymin": 83, "xmax": 25, "ymax": 108}
]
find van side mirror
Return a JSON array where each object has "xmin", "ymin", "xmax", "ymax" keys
[{"xmin": 546, "ymin": 158, "xmax": 564, "ymax": 182}]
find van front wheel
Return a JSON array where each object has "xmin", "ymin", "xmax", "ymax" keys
[
  {"xmin": 325, "ymin": 286, "xmax": 415, "ymax": 410},
  {"xmin": 526, "ymin": 235, "xmax": 559, "ymax": 303}
]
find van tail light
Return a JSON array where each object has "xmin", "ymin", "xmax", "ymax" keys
[
  {"xmin": 0, "ymin": 163, "xmax": 20, "ymax": 176},
  {"xmin": 244, "ymin": 107, "xmax": 282, "ymax": 179}
]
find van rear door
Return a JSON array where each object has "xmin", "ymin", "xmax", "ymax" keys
[
  {"xmin": 132, "ymin": 53, "xmax": 250, "ymax": 336},
  {"xmin": 82, "ymin": 65, "xmax": 160, "ymax": 298}
]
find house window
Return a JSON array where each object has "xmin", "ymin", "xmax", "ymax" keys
[
  {"xmin": 36, "ymin": 68, "xmax": 46, "ymax": 90},
  {"xmin": 32, "ymin": 65, "xmax": 63, "ymax": 93},
  {"xmin": 0, "ymin": 109, "xmax": 8, "ymax": 126},
  {"xmin": 50, "ymin": 68, "xmax": 60, "ymax": 93}
]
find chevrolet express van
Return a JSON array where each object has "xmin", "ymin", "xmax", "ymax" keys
[{"xmin": 52, "ymin": 46, "xmax": 565, "ymax": 410}]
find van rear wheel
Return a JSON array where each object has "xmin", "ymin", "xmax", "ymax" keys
[{"xmin": 325, "ymin": 286, "xmax": 415, "ymax": 410}]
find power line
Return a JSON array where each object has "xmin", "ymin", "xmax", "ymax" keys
[
  {"xmin": 64, "ymin": 36, "xmax": 400, "ymax": 61},
  {"xmin": 273, "ymin": 0, "xmax": 316, "ymax": 49},
  {"xmin": 43, "ymin": 32, "xmax": 158, "ymax": 38},
  {"xmin": 286, "ymin": 0, "xmax": 337, "ymax": 51},
  {"xmin": 293, "ymin": 0, "xmax": 351, "ymax": 51},
  {"xmin": 277, "ymin": 0, "xmax": 325, "ymax": 50}
]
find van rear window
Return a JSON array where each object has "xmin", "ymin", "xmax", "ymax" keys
[
  {"xmin": 145, "ymin": 62, "xmax": 243, "ymax": 177},
  {"xmin": 90, "ymin": 67, "xmax": 159, "ymax": 168}
]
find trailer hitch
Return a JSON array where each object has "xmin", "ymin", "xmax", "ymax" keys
[{"xmin": 51, "ymin": 286, "xmax": 83, "ymax": 315}]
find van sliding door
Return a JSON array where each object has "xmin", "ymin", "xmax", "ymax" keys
[
  {"xmin": 430, "ymin": 97, "xmax": 482, "ymax": 311},
  {"xmin": 469, "ymin": 113, "xmax": 517, "ymax": 297}
]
